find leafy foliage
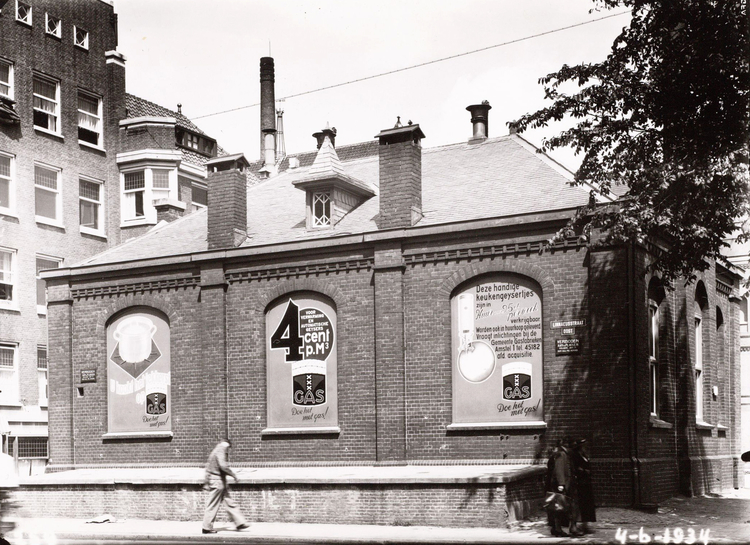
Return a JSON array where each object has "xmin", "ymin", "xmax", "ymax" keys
[{"xmin": 511, "ymin": 0, "xmax": 749, "ymax": 285}]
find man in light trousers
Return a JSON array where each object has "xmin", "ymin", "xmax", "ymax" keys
[{"xmin": 202, "ymin": 439, "xmax": 248, "ymax": 534}]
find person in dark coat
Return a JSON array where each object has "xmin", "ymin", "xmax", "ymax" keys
[
  {"xmin": 571, "ymin": 438, "xmax": 596, "ymax": 533},
  {"xmin": 545, "ymin": 438, "xmax": 581, "ymax": 537}
]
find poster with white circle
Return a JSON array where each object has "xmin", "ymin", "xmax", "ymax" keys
[{"xmin": 451, "ymin": 275, "xmax": 543, "ymax": 424}]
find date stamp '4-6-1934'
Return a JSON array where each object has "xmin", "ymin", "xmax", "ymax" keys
[{"xmin": 615, "ymin": 527, "xmax": 711, "ymax": 544}]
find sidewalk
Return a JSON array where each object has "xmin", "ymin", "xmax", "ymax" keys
[{"xmin": 4, "ymin": 488, "xmax": 749, "ymax": 544}]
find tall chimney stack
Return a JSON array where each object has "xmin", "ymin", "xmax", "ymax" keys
[
  {"xmin": 260, "ymin": 57, "xmax": 277, "ymax": 167},
  {"xmin": 466, "ymin": 101, "xmax": 491, "ymax": 143},
  {"xmin": 376, "ymin": 120, "xmax": 425, "ymax": 229}
]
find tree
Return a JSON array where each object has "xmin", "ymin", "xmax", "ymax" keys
[{"xmin": 510, "ymin": 0, "xmax": 749, "ymax": 285}]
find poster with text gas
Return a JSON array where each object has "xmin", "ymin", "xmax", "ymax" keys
[
  {"xmin": 451, "ymin": 275, "xmax": 543, "ymax": 424},
  {"xmin": 107, "ymin": 308, "xmax": 171, "ymax": 434},
  {"xmin": 266, "ymin": 293, "xmax": 338, "ymax": 430}
]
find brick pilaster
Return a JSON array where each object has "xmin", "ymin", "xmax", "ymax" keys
[
  {"xmin": 373, "ymin": 242, "xmax": 406, "ymax": 461},
  {"xmin": 201, "ymin": 264, "xmax": 229, "ymax": 443},
  {"xmin": 46, "ymin": 280, "xmax": 75, "ymax": 469}
]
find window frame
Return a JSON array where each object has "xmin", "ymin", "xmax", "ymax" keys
[
  {"xmin": 0, "ymin": 247, "xmax": 17, "ymax": 310},
  {"xmin": 312, "ymin": 191, "xmax": 331, "ymax": 228},
  {"xmin": 0, "ymin": 151, "xmax": 15, "ymax": 217},
  {"xmin": 15, "ymin": 0, "xmax": 31, "ymax": 26},
  {"xmin": 36, "ymin": 254, "xmax": 62, "ymax": 314},
  {"xmin": 73, "ymin": 26, "xmax": 89, "ymax": 50},
  {"xmin": 121, "ymin": 167, "xmax": 177, "ymax": 226},
  {"xmin": 0, "ymin": 58, "xmax": 14, "ymax": 101},
  {"xmin": 37, "ymin": 346, "xmax": 48, "ymax": 407},
  {"xmin": 34, "ymin": 162, "xmax": 63, "ymax": 226},
  {"xmin": 694, "ymin": 303, "xmax": 704, "ymax": 423},
  {"xmin": 122, "ymin": 170, "xmax": 146, "ymax": 222},
  {"xmin": 32, "ymin": 73, "xmax": 61, "ymax": 136},
  {"xmin": 0, "ymin": 342, "xmax": 19, "ymax": 405},
  {"xmin": 77, "ymin": 90, "xmax": 103, "ymax": 149},
  {"xmin": 45, "ymin": 12, "xmax": 61, "ymax": 38},
  {"xmin": 79, "ymin": 176, "xmax": 105, "ymax": 237},
  {"xmin": 648, "ymin": 301, "xmax": 660, "ymax": 416}
]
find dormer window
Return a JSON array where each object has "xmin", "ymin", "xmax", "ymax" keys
[
  {"xmin": 293, "ymin": 128, "xmax": 376, "ymax": 231},
  {"xmin": 176, "ymin": 129, "xmax": 216, "ymax": 157},
  {"xmin": 312, "ymin": 192, "xmax": 331, "ymax": 228}
]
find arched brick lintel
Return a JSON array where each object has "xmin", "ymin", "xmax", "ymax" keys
[
  {"xmin": 95, "ymin": 295, "xmax": 178, "ymax": 338},
  {"xmin": 255, "ymin": 277, "xmax": 349, "ymax": 315},
  {"xmin": 438, "ymin": 260, "xmax": 556, "ymax": 299}
]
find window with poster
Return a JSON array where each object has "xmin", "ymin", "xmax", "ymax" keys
[
  {"xmin": 264, "ymin": 292, "xmax": 339, "ymax": 434},
  {"xmin": 449, "ymin": 274, "xmax": 545, "ymax": 429},
  {"xmin": 105, "ymin": 307, "xmax": 171, "ymax": 438}
]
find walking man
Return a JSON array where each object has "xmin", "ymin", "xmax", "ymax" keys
[{"xmin": 202, "ymin": 439, "xmax": 249, "ymax": 534}]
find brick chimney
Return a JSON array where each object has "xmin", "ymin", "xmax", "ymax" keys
[
  {"xmin": 206, "ymin": 154, "xmax": 250, "ymax": 250},
  {"xmin": 154, "ymin": 199, "xmax": 186, "ymax": 223},
  {"xmin": 105, "ymin": 51, "xmax": 127, "ymax": 128},
  {"xmin": 466, "ymin": 101, "xmax": 491, "ymax": 143},
  {"xmin": 376, "ymin": 119, "xmax": 425, "ymax": 229}
]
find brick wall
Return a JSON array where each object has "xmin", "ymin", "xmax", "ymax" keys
[{"xmin": 46, "ymin": 224, "xmax": 741, "ymax": 507}]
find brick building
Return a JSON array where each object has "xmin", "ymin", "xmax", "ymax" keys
[
  {"xmin": 0, "ymin": 0, "xmax": 221, "ymax": 475},
  {"xmin": 29, "ymin": 56, "xmax": 743, "ymax": 524}
]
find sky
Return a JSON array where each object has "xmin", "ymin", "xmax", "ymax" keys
[{"xmin": 113, "ymin": 0, "xmax": 630, "ymax": 171}]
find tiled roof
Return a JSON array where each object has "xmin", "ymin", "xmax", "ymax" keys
[
  {"xmin": 125, "ymin": 94, "xmax": 208, "ymax": 135},
  {"xmin": 79, "ymin": 135, "xmax": 589, "ymax": 267}
]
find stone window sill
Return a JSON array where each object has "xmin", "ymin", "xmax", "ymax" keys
[
  {"xmin": 695, "ymin": 420, "xmax": 714, "ymax": 430},
  {"xmin": 447, "ymin": 421, "xmax": 547, "ymax": 431},
  {"xmin": 261, "ymin": 427, "xmax": 340, "ymax": 436},
  {"xmin": 649, "ymin": 415, "xmax": 673, "ymax": 429}
]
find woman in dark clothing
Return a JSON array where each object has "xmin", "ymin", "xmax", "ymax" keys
[{"xmin": 572, "ymin": 438, "xmax": 596, "ymax": 533}]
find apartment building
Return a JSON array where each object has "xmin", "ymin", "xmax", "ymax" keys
[{"xmin": 0, "ymin": 0, "xmax": 219, "ymax": 474}]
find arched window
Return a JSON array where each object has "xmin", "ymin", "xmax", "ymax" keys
[
  {"xmin": 694, "ymin": 282, "xmax": 708, "ymax": 423},
  {"xmin": 648, "ymin": 277, "xmax": 666, "ymax": 416},
  {"xmin": 264, "ymin": 292, "xmax": 338, "ymax": 433},
  {"xmin": 106, "ymin": 307, "xmax": 171, "ymax": 437},
  {"xmin": 450, "ymin": 274, "xmax": 544, "ymax": 427}
]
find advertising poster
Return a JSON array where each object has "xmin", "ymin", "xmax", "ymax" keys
[
  {"xmin": 266, "ymin": 293, "xmax": 338, "ymax": 430},
  {"xmin": 106, "ymin": 308, "xmax": 171, "ymax": 434},
  {"xmin": 451, "ymin": 275, "xmax": 544, "ymax": 424}
]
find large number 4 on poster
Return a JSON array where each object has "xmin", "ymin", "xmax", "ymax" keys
[{"xmin": 271, "ymin": 300, "xmax": 303, "ymax": 362}]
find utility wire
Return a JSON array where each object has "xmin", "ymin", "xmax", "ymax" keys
[{"xmin": 192, "ymin": 10, "xmax": 630, "ymax": 120}]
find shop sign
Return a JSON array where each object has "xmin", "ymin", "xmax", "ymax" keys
[
  {"xmin": 106, "ymin": 309, "xmax": 171, "ymax": 434},
  {"xmin": 555, "ymin": 337, "xmax": 580, "ymax": 355},
  {"xmin": 266, "ymin": 293, "xmax": 338, "ymax": 429},
  {"xmin": 451, "ymin": 275, "xmax": 544, "ymax": 424}
]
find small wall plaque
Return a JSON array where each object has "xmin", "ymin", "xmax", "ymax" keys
[
  {"xmin": 555, "ymin": 338, "xmax": 580, "ymax": 355},
  {"xmin": 80, "ymin": 369, "xmax": 97, "ymax": 383}
]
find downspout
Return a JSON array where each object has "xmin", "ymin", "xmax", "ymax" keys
[{"xmin": 627, "ymin": 241, "xmax": 641, "ymax": 507}]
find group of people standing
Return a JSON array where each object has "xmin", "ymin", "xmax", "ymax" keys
[{"xmin": 545, "ymin": 437, "xmax": 596, "ymax": 537}]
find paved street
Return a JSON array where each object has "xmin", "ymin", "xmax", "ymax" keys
[{"xmin": 3, "ymin": 488, "xmax": 748, "ymax": 544}]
